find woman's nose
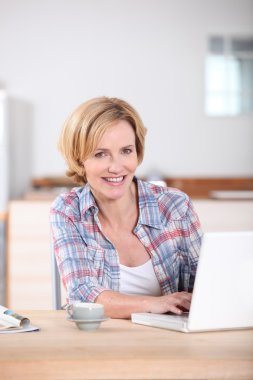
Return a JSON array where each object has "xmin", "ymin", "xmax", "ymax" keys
[{"xmin": 107, "ymin": 156, "xmax": 123, "ymax": 173}]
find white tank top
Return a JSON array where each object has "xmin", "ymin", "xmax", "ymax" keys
[{"xmin": 119, "ymin": 259, "xmax": 162, "ymax": 296}]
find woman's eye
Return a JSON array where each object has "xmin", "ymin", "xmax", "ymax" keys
[
  {"xmin": 94, "ymin": 152, "xmax": 106, "ymax": 158},
  {"xmin": 122, "ymin": 148, "xmax": 132, "ymax": 155}
]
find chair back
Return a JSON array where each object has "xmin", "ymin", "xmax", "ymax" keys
[{"xmin": 51, "ymin": 237, "xmax": 62, "ymax": 310}]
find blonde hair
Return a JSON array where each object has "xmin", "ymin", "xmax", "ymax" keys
[{"xmin": 58, "ymin": 97, "xmax": 147, "ymax": 185}]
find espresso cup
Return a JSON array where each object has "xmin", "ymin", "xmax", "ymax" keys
[{"xmin": 67, "ymin": 302, "xmax": 104, "ymax": 321}]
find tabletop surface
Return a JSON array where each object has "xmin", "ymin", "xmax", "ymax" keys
[{"xmin": 1, "ymin": 310, "xmax": 253, "ymax": 380}]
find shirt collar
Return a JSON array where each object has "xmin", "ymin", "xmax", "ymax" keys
[
  {"xmin": 79, "ymin": 183, "xmax": 99, "ymax": 218},
  {"xmin": 136, "ymin": 178, "xmax": 162, "ymax": 229}
]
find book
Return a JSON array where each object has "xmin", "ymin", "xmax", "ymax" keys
[{"xmin": 0, "ymin": 305, "xmax": 39, "ymax": 334}]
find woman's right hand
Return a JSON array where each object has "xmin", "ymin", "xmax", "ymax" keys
[{"xmin": 146, "ymin": 291, "xmax": 192, "ymax": 315}]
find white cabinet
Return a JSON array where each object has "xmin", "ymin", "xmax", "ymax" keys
[
  {"xmin": 193, "ymin": 199, "xmax": 253, "ymax": 232},
  {"xmin": 7, "ymin": 200, "xmax": 66, "ymax": 309}
]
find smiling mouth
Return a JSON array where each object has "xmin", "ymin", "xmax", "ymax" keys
[{"xmin": 103, "ymin": 176, "xmax": 126, "ymax": 184}]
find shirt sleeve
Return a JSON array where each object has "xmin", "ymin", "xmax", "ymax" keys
[
  {"xmin": 50, "ymin": 209, "xmax": 108, "ymax": 303},
  {"xmin": 178, "ymin": 197, "xmax": 203, "ymax": 292}
]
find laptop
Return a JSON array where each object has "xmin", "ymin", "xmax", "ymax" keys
[{"xmin": 131, "ymin": 231, "xmax": 253, "ymax": 332}]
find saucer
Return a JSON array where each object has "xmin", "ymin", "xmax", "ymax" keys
[
  {"xmin": 67, "ymin": 316, "xmax": 109, "ymax": 331},
  {"xmin": 67, "ymin": 317, "xmax": 109, "ymax": 323}
]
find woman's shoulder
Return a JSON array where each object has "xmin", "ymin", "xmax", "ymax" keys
[
  {"xmin": 139, "ymin": 179, "xmax": 192, "ymax": 220},
  {"xmin": 50, "ymin": 186, "xmax": 84, "ymax": 219}
]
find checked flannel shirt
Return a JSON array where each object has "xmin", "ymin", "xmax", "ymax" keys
[{"xmin": 50, "ymin": 178, "xmax": 203, "ymax": 303}]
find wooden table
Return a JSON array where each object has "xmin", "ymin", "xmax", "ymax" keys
[{"xmin": 1, "ymin": 310, "xmax": 253, "ymax": 380}]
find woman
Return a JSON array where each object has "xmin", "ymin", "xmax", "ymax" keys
[{"xmin": 50, "ymin": 97, "xmax": 202, "ymax": 319}]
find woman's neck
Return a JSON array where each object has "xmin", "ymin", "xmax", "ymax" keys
[{"xmin": 96, "ymin": 182, "xmax": 138, "ymax": 230}]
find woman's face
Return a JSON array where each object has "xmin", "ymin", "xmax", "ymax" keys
[{"xmin": 83, "ymin": 120, "xmax": 139, "ymax": 203}]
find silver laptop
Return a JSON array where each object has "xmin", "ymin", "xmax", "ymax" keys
[{"xmin": 132, "ymin": 231, "xmax": 253, "ymax": 332}]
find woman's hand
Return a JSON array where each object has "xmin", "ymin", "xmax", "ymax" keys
[{"xmin": 146, "ymin": 292, "xmax": 192, "ymax": 315}]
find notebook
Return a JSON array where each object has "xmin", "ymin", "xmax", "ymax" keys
[{"xmin": 131, "ymin": 231, "xmax": 253, "ymax": 332}]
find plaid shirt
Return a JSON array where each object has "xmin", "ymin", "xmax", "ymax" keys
[{"xmin": 50, "ymin": 178, "xmax": 202, "ymax": 303}]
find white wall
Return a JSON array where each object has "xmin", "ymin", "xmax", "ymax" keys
[{"xmin": 0, "ymin": 0, "xmax": 253, "ymax": 185}]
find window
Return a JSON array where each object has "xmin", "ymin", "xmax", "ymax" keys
[{"xmin": 205, "ymin": 36, "xmax": 253, "ymax": 116}]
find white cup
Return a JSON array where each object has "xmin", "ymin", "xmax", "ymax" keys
[{"xmin": 67, "ymin": 302, "xmax": 104, "ymax": 321}]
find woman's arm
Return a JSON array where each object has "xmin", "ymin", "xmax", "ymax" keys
[
  {"xmin": 96, "ymin": 290, "xmax": 192, "ymax": 319},
  {"xmin": 50, "ymin": 208, "xmax": 108, "ymax": 303},
  {"xmin": 181, "ymin": 197, "xmax": 203, "ymax": 292}
]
